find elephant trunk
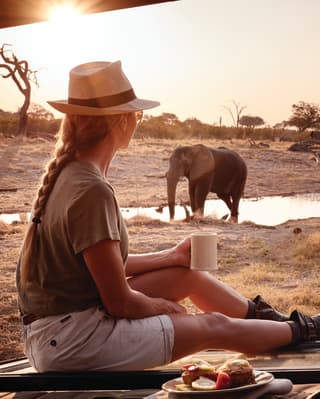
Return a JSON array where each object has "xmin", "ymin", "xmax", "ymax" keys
[{"xmin": 167, "ymin": 172, "xmax": 179, "ymax": 220}]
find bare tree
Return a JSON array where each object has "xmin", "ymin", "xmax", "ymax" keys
[
  {"xmin": 0, "ymin": 44, "xmax": 39, "ymax": 136},
  {"xmin": 223, "ymin": 100, "xmax": 247, "ymax": 128}
]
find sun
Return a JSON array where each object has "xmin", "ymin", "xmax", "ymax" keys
[
  {"xmin": 48, "ymin": 4, "xmax": 81, "ymax": 23},
  {"xmin": 36, "ymin": 3, "xmax": 85, "ymax": 67},
  {"xmin": 46, "ymin": 3, "xmax": 83, "ymax": 42}
]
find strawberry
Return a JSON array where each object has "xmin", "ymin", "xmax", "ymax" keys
[{"xmin": 215, "ymin": 372, "xmax": 232, "ymax": 390}]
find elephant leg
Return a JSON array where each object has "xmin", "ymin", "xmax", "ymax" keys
[
  {"xmin": 227, "ymin": 193, "xmax": 241, "ymax": 223},
  {"xmin": 217, "ymin": 193, "xmax": 232, "ymax": 212},
  {"xmin": 193, "ymin": 184, "xmax": 209, "ymax": 216},
  {"xmin": 189, "ymin": 183, "xmax": 196, "ymax": 213},
  {"xmin": 230, "ymin": 194, "xmax": 240, "ymax": 217},
  {"xmin": 217, "ymin": 193, "xmax": 239, "ymax": 222},
  {"xmin": 231, "ymin": 175, "xmax": 246, "ymax": 219}
]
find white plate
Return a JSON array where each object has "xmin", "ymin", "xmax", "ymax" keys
[{"xmin": 162, "ymin": 370, "xmax": 273, "ymax": 396}]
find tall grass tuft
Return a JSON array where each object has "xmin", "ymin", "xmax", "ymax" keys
[{"xmin": 294, "ymin": 233, "xmax": 320, "ymax": 261}]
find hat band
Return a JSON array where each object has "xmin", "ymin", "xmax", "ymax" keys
[{"xmin": 68, "ymin": 88, "xmax": 136, "ymax": 108}]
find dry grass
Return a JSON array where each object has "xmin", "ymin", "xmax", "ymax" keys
[
  {"xmin": 294, "ymin": 232, "xmax": 320, "ymax": 261},
  {"xmin": 0, "ymin": 223, "xmax": 26, "ymax": 361},
  {"xmin": 1, "ymin": 136, "xmax": 320, "ymax": 361}
]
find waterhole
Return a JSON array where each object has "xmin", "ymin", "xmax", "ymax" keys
[{"xmin": 1, "ymin": 193, "xmax": 319, "ymax": 227}]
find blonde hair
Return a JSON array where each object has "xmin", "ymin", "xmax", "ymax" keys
[{"xmin": 20, "ymin": 113, "xmax": 122, "ymax": 287}]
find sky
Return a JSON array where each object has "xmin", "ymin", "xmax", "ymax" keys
[{"xmin": 0, "ymin": 0, "xmax": 320, "ymax": 127}]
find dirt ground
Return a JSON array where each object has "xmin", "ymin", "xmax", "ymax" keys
[
  {"xmin": 1, "ymin": 135, "xmax": 320, "ymax": 211},
  {"xmin": 0, "ymin": 134, "xmax": 320, "ymax": 361}
]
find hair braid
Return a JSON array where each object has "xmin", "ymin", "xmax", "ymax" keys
[
  {"xmin": 20, "ymin": 122, "xmax": 77, "ymax": 287},
  {"xmin": 20, "ymin": 113, "xmax": 123, "ymax": 288},
  {"xmin": 33, "ymin": 150, "xmax": 75, "ymax": 221}
]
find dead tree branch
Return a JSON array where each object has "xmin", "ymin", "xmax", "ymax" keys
[
  {"xmin": 0, "ymin": 43, "xmax": 39, "ymax": 136},
  {"xmin": 223, "ymin": 100, "xmax": 247, "ymax": 128}
]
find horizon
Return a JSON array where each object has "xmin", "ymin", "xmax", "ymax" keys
[{"xmin": 0, "ymin": 0, "xmax": 319, "ymax": 127}]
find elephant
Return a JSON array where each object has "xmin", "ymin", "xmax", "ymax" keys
[{"xmin": 166, "ymin": 144, "xmax": 247, "ymax": 221}]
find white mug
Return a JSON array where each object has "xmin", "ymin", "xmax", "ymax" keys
[{"xmin": 190, "ymin": 232, "xmax": 218, "ymax": 271}]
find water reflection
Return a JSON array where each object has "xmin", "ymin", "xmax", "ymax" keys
[
  {"xmin": 123, "ymin": 193, "xmax": 320, "ymax": 226},
  {"xmin": 237, "ymin": 194, "xmax": 320, "ymax": 225},
  {"xmin": 1, "ymin": 193, "xmax": 320, "ymax": 227},
  {"xmin": 0, "ymin": 212, "xmax": 31, "ymax": 224}
]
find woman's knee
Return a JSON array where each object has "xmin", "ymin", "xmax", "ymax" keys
[
  {"xmin": 172, "ymin": 268, "xmax": 211, "ymax": 286},
  {"xmin": 202, "ymin": 311, "xmax": 233, "ymax": 334},
  {"xmin": 174, "ymin": 312, "xmax": 233, "ymax": 343},
  {"xmin": 170, "ymin": 312, "xmax": 233, "ymax": 360},
  {"xmin": 197, "ymin": 312, "xmax": 237, "ymax": 347}
]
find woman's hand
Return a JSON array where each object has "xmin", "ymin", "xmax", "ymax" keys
[
  {"xmin": 153, "ymin": 297, "xmax": 187, "ymax": 315},
  {"xmin": 170, "ymin": 237, "xmax": 191, "ymax": 268}
]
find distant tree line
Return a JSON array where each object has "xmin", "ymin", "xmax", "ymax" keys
[
  {"xmin": 1, "ymin": 45, "xmax": 320, "ymax": 140},
  {"xmin": 0, "ymin": 105, "xmax": 315, "ymax": 143},
  {"xmin": 0, "ymin": 104, "xmax": 60, "ymax": 137},
  {"xmin": 136, "ymin": 112, "xmax": 309, "ymax": 142}
]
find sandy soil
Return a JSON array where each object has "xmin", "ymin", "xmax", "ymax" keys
[
  {"xmin": 0, "ymin": 135, "xmax": 320, "ymax": 361},
  {"xmin": 1, "ymin": 135, "xmax": 320, "ymax": 211}
]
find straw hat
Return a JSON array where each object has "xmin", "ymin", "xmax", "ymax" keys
[{"xmin": 47, "ymin": 61, "xmax": 160, "ymax": 115}]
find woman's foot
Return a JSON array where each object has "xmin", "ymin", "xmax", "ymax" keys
[
  {"xmin": 289, "ymin": 310, "xmax": 320, "ymax": 341},
  {"xmin": 250, "ymin": 295, "xmax": 289, "ymax": 321}
]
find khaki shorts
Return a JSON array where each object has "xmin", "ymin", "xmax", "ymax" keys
[{"xmin": 24, "ymin": 306, "xmax": 174, "ymax": 372}]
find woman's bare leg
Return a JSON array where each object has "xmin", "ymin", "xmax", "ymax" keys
[
  {"xmin": 128, "ymin": 267, "xmax": 249, "ymax": 318},
  {"xmin": 168, "ymin": 312, "xmax": 293, "ymax": 361}
]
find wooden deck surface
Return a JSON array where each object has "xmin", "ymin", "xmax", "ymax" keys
[
  {"xmin": 0, "ymin": 382, "xmax": 319, "ymax": 399},
  {"xmin": 3, "ymin": 342, "xmax": 320, "ymax": 374}
]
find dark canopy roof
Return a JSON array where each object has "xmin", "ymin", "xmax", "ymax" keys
[{"xmin": 0, "ymin": 0, "xmax": 177, "ymax": 29}]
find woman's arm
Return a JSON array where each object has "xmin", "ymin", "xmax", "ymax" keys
[
  {"xmin": 83, "ymin": 239, "xmax": 186, "ymax": 319},
  {"xmin": 125, "ymin": 238, "xmax": 191, "ymax": 277}
]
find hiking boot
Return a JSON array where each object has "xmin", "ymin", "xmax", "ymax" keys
[
  {"xmin": 289, "ymin": 310, "xmax": 320, "ymax": 341},
  {"xmin": 252, "ymin": 295, "xmax": 289, "ymax": 321}
]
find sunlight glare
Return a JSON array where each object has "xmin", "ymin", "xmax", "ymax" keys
[{"xmin": 48, "ymin": 4, "xmax": 80, "ymax": 23}]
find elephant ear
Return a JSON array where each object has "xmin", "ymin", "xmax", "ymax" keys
[{"xmin": 189, "ymin": 144, "xmax": 215, "ymax": 180}]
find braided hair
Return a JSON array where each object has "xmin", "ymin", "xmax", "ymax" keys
[{"xmin": 20, "ymin": 113, "xmax": 122, "ymax": 286}]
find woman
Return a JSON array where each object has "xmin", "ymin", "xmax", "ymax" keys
[{"xmin": 16, "ymin": 61, "xmax": 320, "ymax": 372}]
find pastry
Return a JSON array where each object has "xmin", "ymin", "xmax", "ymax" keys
[{"xmin": 217, "ymin": 358, "xmax": 255, "ymax": 387}]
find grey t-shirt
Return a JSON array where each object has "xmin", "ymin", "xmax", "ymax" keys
[{"xmin": 16, "ymin": 160, "xmax": 128, "ymax": 316}]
